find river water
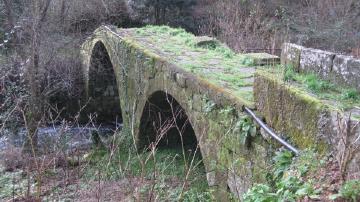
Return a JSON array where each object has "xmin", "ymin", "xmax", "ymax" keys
[{"xmin": 0, "ymin": 124, "xmax": 122, "ymax": 152}]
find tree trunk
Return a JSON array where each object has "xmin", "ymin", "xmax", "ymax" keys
[
  {"xmin": 3, "ymin": 0, "xmax": 14, "ymax": 31},
  {"xmin": 24, "ymin": 0, "xmax": 52, "ymax": 153}
]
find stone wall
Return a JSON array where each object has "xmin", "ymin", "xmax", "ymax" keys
[
  {"xmin": 254, "ymin": 70, "xmax": 360, "ymax": 179},
  {"xmin": 281, "ymin": 43, "xmax": 360, "ymax": 91}
]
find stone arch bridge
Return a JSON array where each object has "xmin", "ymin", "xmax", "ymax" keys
[{"xmin": 81, "ymin": 25, "xmax": 359, "ymax": 199}]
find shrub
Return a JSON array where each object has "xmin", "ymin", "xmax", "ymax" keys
[{"xmin": 0, "ymin": 146, "xmax": 23, "ymax": 171}]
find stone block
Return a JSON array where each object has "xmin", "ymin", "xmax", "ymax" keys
[
  {"xmin": 333, "ymin": 55, "xmax": 360, "ymax": 91},
  {"xmin": 206, "ymin": 171, "xmax": 217, "ymax": 186},
  {"xmin": 281, "ymin": 43, "xmax": 303, "ymax": 71},
  {"xmin": 195, "ymin": 36, "xmax": 222, "ymax": 48},
  {"xmin": 175, "ymin": 72, "xmax": 187, "ymax": 88},
  {"xmin": 227, "ymin": 171, "xmax": 250, "ymax": 198},
  {"xmin": 243, "ymin": 52, "xmax": 280, "ymax": 66},
  {"xmin": 299, "ymin": 47, "xmax": 335, "ymax": 78},
  {"xmin": 192, "ymin": 94, "xmax": 203, "ymax": 111}
]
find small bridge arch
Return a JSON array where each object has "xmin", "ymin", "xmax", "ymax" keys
[
  {"xmin": 138, "ymin": 90, "xmax": 199, "ymax": 151},
  {"xmin": 86, "ymin": 40, "xmax": 122, "ymax": 124}
]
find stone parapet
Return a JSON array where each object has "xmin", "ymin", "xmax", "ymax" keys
[{"xmin": 281, "ymin": 43, "xmax": 360, "ymax": 91}]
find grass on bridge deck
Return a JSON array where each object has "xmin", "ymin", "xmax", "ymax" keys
[{"xmin": 113, "ymin": 25, "xmax": 273, "ymax": 106}]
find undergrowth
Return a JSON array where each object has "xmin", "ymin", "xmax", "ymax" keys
[
  {"xmin": 330, "ymin": 180, "xmax": 360, "ymax": 201},
  {"xmin": 243, "ymin": 148, "xmax": 360, "ymax": 202},
  {"xmin": 243, "ymin": 149, "xmax": 322, "ymax": 202},
  {"xmin": 83, "ymin": 131, "xmax": 212, "ymax": 201}
]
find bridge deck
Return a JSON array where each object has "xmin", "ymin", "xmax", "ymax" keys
[{"xmin": 111, "ymin": 26, "xmax": 264, "ymax": 106}]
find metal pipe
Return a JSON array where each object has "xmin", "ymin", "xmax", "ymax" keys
[{"xmin": 244, "ymin": 107, "xmax": 300, "ymax": 155}]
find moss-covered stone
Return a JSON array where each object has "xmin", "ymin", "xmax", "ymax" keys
[
  {"xmin": 254, "ymin": 69, "xmax": 332, "ymax": 154},
  {"xmin": 254, "ymin": 68, "xmax": 360, "ymax": 168}
]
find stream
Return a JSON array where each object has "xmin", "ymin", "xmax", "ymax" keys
[{"xmin": 0, "ymin": 123, "xmax": 122, "ymax": 153}]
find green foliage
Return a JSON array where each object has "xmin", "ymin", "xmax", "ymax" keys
[
  {"xmin": 277, "ymin": 65, "xmax": 359, "ymax": 110},
  {"xmin": 272, "ymin": 150, "xmax": 293, "ymax": 179},
  {"xmin": 243, "ymin": 149, "xmax": 322, "ymax": 202},
  {"xmin": 234, "ymin": 115, "xmax": 257, "ymax": 146},
  {"xmin": 240, "ymin": 56, "xmax": 255, "ymax": 66},
  {"xmin": 330, "ymin": 180, "xmax": 360, "ymax": 202},
  {"xmin": 204, "ymin": 99, "xmax": 216, "ymax": 114},
  {"xmin": 283, "ymin": 65, "xmax": 296, "ymax": 82},
  {"xmin": 243, "ymin": 184, "xmax": 277, "ymax": 201},
  {"xmin": 283, "ymin": 66, "xmax": 334, "ymax": 93},
  {"xmin": 303, "ymin": 74, "xmax": 334, "ymax": 93},
  {"xmin": 0, "ymin": 168, "xmax": 35, "ymax": 200},
  {"xmin": 341, "ymin": 88, "xmax": 360, "ymax": 101},
  {"xmin": 239, "ymin": 116, "xmax": 256, "ymax": 145}
]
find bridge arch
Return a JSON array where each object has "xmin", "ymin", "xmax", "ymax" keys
[
  {"xmin": 86, "ymin": 40, "xmax": 122, "ymax": 124},
  {"xmin": 138, "ymin": 90, "xmax": 199, "ymax": 153}
]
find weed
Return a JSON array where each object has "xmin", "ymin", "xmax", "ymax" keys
[
  {"xmin": 273, "ymin": 65, "xmax": 359, "ymax": 110},
  {"xmin": 204, "ymin": 99, "xmax": 217, "ymax": 114},
  {"xmin": 342, "ymin": 88, "xmax": 360, "ymax": 100},
  {"xmin": 243, "ymin": 149, "xmax": 322, "ymax": 202},
  {"xmin": 330, "ymin": 180, "xmax": 360, "ymax": 201},
  {"xmin": 283, "ymin": 65, "xmax": 296, "ymax": 82},
  {"xmin": 272, "ymin": 150, "xmax": 293, "ymax": 179},
  {"xmin": 81, "ymin": 130, "xmax": 210, "ymax": 201},
  {"xmin": 243, "ymin": 184, "xmax": 277, "ymax": 201},
  {"xmin": 240, "ymin": 56, "xmax": 255, "ymax": 66},
  {"xmin": 303, "ymin": 74, "xmax": 334, "ymax": 92},
  {"xmin": 235, "ymin": 115, "xmax": 257, "ymax": 146}
]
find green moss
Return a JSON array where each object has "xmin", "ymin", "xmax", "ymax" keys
[
  {"xmin": 125, "ymin": 25, "xmax": 256, "ymax": 105},
  {"xmin": 276, "ymin": 65, "xmax": 360, "ymax": 111},
  {"xmin": 255, "ymin": 70, "xmax": 330, "ymax": 154}
]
